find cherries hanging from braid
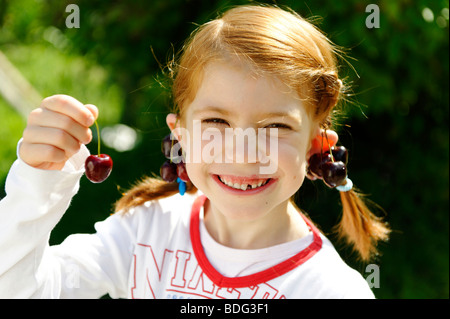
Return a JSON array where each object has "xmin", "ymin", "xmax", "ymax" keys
[
  {"xmin": 160, "ymin": 134, "xmax": 190, "ymax": 196},
  {"xmin": 307, "ymin": 130, "xmax": 351, "ymax": 191},
  {"xmin": 307, "ymin": 130, "xmax": 390, "ymax": 261}
]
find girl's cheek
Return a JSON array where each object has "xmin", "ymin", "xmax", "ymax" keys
[
  {"xmin": 185, "ymin": 162, "xmax": 201, "ymax": 181},
  {"xmin": 279, "ymin": 139, "xmax": 308, "ymax": 163},
  {"xmin": 277, "ymin": 142, "xmax": 309, "ymax": 177}
]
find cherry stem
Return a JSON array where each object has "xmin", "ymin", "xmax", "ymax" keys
[
  {"xmin": 323, "ymin": 129, "xmax": 335, "ymax": 162},
  {"xmin": 326, "ymin": 132, "xmax": 333, "ymax": 162},
  {"xmin": 94, "ymin": 120, "xmax": 101, "ymax": 156}
]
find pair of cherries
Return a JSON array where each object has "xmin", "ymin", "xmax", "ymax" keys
[
  {"xmin": 307, "ymin": 146, "xmax": 348, "ymax": 188},
  {"xmin": 160, "ymin": 134, "xmax": 189, "ymax": 183}
]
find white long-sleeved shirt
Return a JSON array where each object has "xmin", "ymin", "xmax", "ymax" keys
[{"xmin": 0, "ymin": 142, "xmax": 375, "ymax": 298}]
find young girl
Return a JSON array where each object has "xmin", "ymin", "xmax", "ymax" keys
[{"xmin": 0, "ymin": 5, "xmax": 389, "ymax": 298}]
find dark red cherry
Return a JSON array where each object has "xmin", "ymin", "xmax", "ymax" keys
[
  {"xmin": 308, "ymin": 152, "xmax": 332, "ymax": 178},
  {"xmin": 328, "ymin": 146, "xmax": 348, "ymax": 164},
  {"xmin": 161, "ymin": 134, "xmax": 183, "ymax": 163},
  {"xmin": 162, "ymin": 134, "xmax": 176, "ymax": 158},
  {"xmin": 85, "ymin": 154, "xmax": 113, "ymax": 183},
  {"xmin": 176, "ymin": 162, "xmax": 190, "ymax": 182},
  {"xmin": 321, "ymin": 161, "xmax": 347, "ymax": 188},
  {"xmin": 160, "ymin": 160, "xmax": 178, "ymax": 182}
]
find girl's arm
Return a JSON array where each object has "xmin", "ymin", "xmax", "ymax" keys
[
  {"xmin": 0, "ymin": 96, "xmax": 131, "ymax": 298},
  {"xmin": 0, "ymin": 142, "xmax": 132, "ymax": 298},
  {"xmin": 0, "ymin": 140, "xmax": 85, "ymax": 297}
]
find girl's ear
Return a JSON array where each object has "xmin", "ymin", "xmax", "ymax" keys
[
  {"xmin": 166, "ymin": 113, "xmax": 183, "ymax": 139},
  {"xmin": 166, "ymin": 113, "xmax": 178, "ymax": 131},
  {"xmin": 166, "ymin": 113, "xmax": 187, "ymax": 149},
  {"xmin": 307, "ymin": 128, "xmax": 339, "ymax": 158}
]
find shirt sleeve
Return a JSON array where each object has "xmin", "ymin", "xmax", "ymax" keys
[
  {"xmin": 38, "ymin": 212, "xmax": 136, "ymax": 299},
  {"xmin": 0, "ymin": 141, "xmax": 133, "ymax": 298}
]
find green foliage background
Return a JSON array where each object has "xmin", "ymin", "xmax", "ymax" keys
[{"xmin": 0, "ymin": 0, "xmax": 448, "ymax": 298}]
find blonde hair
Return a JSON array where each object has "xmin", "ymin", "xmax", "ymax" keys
[{"xmin": 115, "ymin": 4, "xmax": 390, "ymax": 261}]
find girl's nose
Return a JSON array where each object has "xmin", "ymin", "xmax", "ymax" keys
[{"xmin": 224, "ymin": 128, "xmax": 259, "ymax": 164}]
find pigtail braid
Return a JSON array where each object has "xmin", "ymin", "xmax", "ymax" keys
[
  {"xmin": 311, "ymin": 70, "xmax": 390, "ymax": 261},
  {"xmin": 335, "ymin": 187, "xmax": 390, "ymax": 261}
]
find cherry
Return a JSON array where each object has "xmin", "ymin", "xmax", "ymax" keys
[
  {"xmin": 176, "ymin": 162, "xmax": 190, "ymax": 182},
  {"xmin": 162, "ymin": 134, "xmax": 176, "ymax": 158},
  {"xmin": 160, "ymin": 133, "xmax": 189, "ymax": 184},
  {"xmin": 161, "ymin": 134, "xmax": 182, "ymax": 163},
  {"xmin": 85, "ymin": 154, "xmax": 113, "ymax": 183},
  {"xmin": 85, "ymin": 120, "xmax": 113, "ymax": 183},
  {"xmin": 307, "ymin": 145, "xmax": 349, "ymax": 188},
  {"xmin": 327, "ymin": 146, "xmax": 348, "ymax": 164},
  {"xmin": 308, "ymin": 152, "xmax": 332, "ymax": 178},
  {"xmin": 160, "ymin": 160, "xmax": 178, "ymax": 182},
  {"xmin": 321, "ymin": 161, "xmax": 347, "ymax": 188}
]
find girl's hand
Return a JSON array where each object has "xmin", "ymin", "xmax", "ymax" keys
[{"xmin": 19, "ymin": 95, "xmax": 98, "ymax": 171}]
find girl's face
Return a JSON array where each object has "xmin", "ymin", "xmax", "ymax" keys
[{"xmin": 178, "ymin": 60, "xmax": 316, "ymax": 221}]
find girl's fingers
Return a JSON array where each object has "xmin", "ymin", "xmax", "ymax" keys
[
  {"xmin": 84, "ymin": 104, "xmax": 99, "ymax": 121},
  {"xmin": 19, "ymin": 142, "xmax": 67, "ymax": 169},
  {"xmin": 28, "ymin": 108, "xmax": 92, "ymax": 145},
  {"xmin": 23, "ymin": 126, "xmax": 82, "ymax": 159},
  {"xmin": 40, "ymin": 94, "xmax": 96, "ymax": 127},
  {"xmin": 20, "ymin": 95, "xmax": 98, "ymax": 170}
]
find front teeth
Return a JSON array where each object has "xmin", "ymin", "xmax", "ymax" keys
[{"xmin": 218, "ymin": 176, "xmax": 268, "ymax": 190}]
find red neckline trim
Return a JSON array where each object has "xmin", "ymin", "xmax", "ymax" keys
[{"xmin": 189, "ymin": 195, "xmax": 323, "ymax": 288}]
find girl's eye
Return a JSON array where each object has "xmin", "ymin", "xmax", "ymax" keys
[
  {"xmin": 202, "ymin": 118, "xmax": 229, "ymax": 126},
  {"xmin": 265, "ymin": 123, "xmax": 292, "ymax": 130}
]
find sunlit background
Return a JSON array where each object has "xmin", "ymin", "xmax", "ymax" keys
[{"xmin": 0, "ymin": 0, "xmax": 448, "ymax": 298}]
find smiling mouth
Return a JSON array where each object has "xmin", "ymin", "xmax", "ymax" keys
[{"xmin": 216, "ymin": 175, "xmax": 272, "ymax": 191}]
